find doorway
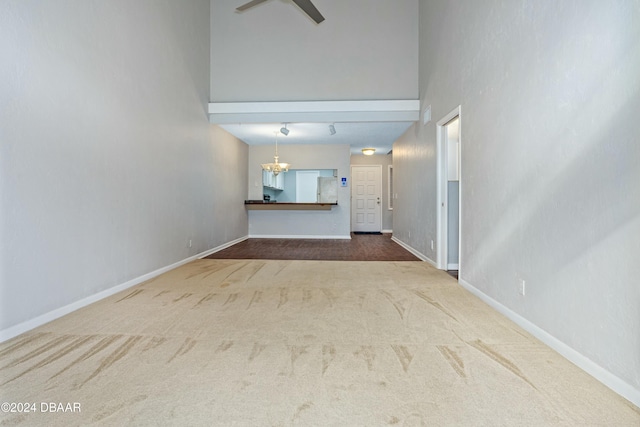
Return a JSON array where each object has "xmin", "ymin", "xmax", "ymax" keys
[
  {"xmin": 351, "ymin": 165, "xmax": 382, "ymax": 232},
  {"xmin": 437, "ymin": 106, "xmax": 461, "ymax": 273},
  {"xmin": 296, "ymin": 170, "xmax": 320, "ymax": 202}
]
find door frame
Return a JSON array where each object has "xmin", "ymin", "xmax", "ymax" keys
[
  {"xmin": 436, "ymin": 105, "xmax": 462, "ymax": 271},
  {"xmin": 350, "ymin": 164, "xmax": 383, "ymax": 232}
]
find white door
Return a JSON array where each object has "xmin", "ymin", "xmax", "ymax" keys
[
  {"xmin": 296, "ymin": 170, "xmax": 319, "ymax": 202},
  {"xmin": 351, "ymin": 165, "xmax": 382, "ymax": 232}
]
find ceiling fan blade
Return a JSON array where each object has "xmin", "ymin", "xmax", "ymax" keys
[
  {"xmin": 291, "ymin": 0, "xmax": 325, "ymax": 24},
  {"xmin": 236, "ymin": 0, "xmax": 269, "ymax": 12}
]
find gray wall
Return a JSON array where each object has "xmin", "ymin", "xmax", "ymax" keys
[
  {"xmin": 210, "ymin": 0, "xmax": 419, "ymax": 102},
  {"xmin": 394, "ymin": 0, "xmax": 640, "ymax": 401},
  {"xmin": 393, "ymin": 123, "xmax": 436, "ymax": 260},
  {"xmin": 0, "ymin": 0, "xmax": 248, "ymax": 334},
  {"xmin": 350, "ymin": 153, "xmax": 394, "ymax": 232}
]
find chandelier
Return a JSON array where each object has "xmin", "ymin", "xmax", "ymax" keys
[{"xmin": 261, "ymin": 131, "xmax": 290, "ymax": 176}]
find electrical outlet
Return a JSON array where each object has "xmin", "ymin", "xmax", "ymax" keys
[
  {"xmin": 519, "ymin": 279, "xmax": 526, "ymax": 296},
  {"xmin": 431, "ymin": 240, "xmax": 434, "ymax": 250},
  {"xmin": 188, "ymin": 239, "xmax": 192, "ymax": 248}
]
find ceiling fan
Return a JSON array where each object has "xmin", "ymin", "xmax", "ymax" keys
[{"xmin": 236, "ymin": 0, "xmax": 325, "ymax": 24}]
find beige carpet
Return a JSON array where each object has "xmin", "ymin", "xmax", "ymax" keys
[{"xmin": 1, "ymin": 260, "xmax": 638, "ymax": 426}]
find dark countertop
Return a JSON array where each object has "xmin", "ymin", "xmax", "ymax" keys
[{"xmin": 244, "ymin": 200, "xmax": 338, "ymax": 210}]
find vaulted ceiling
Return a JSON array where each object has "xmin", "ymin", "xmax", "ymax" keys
[{"xmin": 209, "ymin": 0, "xmax": 420, "ymax": 154}]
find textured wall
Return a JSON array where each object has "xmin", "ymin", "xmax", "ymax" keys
[
  {"xmin": 393, "ymin": 122, "xmax": 437, "ymax": 261},
  {"xmin": 207, "ymin": 125, "xmax": 249, "ymax": 247},
  {"xmin": 0, "ymin": 0, "xmax": 248, "ymax": 332},
  {"xmin": 398, "ymin": 0, "xmax": 640, "ymax": 398},
  {"xmin": 210, "ymin": 0, "xmax": 419, "ymax": 102}
]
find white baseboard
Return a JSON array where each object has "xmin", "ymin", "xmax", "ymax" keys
[
  {"xmin": 382, "ymin": 229, "xmax": 393, "ymax": 234},
  {"xmin": 447, "ymin": 263, "xmax": 459, "ymax": 270},
  {"xmin": 0, "ymin": 237, "xmax": 249, "ymax": 344},
  {"xmin": 248, "ymin": 234, "xmax": 351, "ymax": 239},
  {"xmin": 199, "ymin": 235, "xmax": 248, "ymax": 258},
  {"xmin": 390, "ymin": 236, "xmax": 437, "ymax": 267},
  {"xmin": 458, "ymin": 278, "xmax": 640, "ymax": 409}
]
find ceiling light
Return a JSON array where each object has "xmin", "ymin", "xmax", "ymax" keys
[
  {"xmin": 280, "ymin": 123, "xmax": 289, "ymax": 136},
  {"xmin": 329, "ymin": 124, "xmax": 336, "ymax": 135},
  {"xmin": 261, "ymin": 132, "xmax": 290, "ymax": 176},
  {"xmin": 362, "ymin": 148, "xmax": 375, "ymax": 156}
]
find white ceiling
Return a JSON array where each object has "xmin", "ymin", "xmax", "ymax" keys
[
  {"xmin": 219, "ymin": 121, "xmax": 414, "ymax": 155},
  {"xmin": 210, "ymin": 100, "xmax": 420, "ymax": 155}
]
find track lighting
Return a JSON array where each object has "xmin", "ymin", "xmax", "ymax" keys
[
  {"xmin": 280, "ymin": 123, "xmax": 289, "ymax": 136},
  {"xmin": 329, "ymin": 124, "xmax": 336, "ymax": 135}
]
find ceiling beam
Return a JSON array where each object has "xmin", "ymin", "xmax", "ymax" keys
[{"xmin": 208, "ymin": 100, "xmax": 420, "ymax": 124}]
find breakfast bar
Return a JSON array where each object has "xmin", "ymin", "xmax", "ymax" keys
[{"xmin": 244, "ymin": 201, "xmax": 338, "ymax": 211}]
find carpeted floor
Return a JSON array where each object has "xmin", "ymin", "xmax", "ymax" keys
[{"xmin": 1, "ymin": 260, "xmax": 638, "ymax": 426}]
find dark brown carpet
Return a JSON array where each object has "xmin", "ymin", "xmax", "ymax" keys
[{"xmin": 204, "ymin": 233, "xmax": 420, "ymax": 261}]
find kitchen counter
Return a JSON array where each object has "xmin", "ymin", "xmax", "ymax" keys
[{"xmin": 244, "ymin": 201, "xmax": 338, "ymax": 211}]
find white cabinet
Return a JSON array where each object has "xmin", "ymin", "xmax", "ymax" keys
[
  {"xmin": 273, "ymin": 173, "xmax": 284, "ymax": 190},
  {"xmin": 263, "ymin": 170, "xmax": 284, "ymax": 190}
]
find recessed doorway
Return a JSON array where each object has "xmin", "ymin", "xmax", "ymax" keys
[{"xmin": 437, "ymin": 106, "xmax": 461, "ymax": 274}]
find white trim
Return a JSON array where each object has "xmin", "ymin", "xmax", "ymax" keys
[
  {"xmin": 387, "ymin": 164, "xmax": 394, "ymax": 210},
  {"xmin": 382, "ymin": 229, "xmax": 393, "ymax": 234},
  {"xmin": 248, "ymin": 234, "xmax": 351, "ymax": 240},
  {"xmin": 447, "ymin": 263, "xmax": 459, "ymax": 270},
  {"xmin": 391, "ymin": 236, "xmax": 437, "ymax": 267},
  {"xmin": 209, "ymin": 100, "xmax": 420, "ymax": 114},
  {"xmin": 0, "ymin": 237, "xmax": 249, "ymax": 343},
  {"xmin": 208, "ymin": 100, "xmax": 420, "ymax": 124},
  {"xmin": 436, "ymin": 105, "xmax": 462, "ymax": 271},
  {"xmin": 198, "ymin": 235, "xmax": 248, "ymax": 258},
  {"xmin": 458, "ymin": 278, "xmax": 640, "ymax": 409},
  {"xmin": 457, "ymin": 110, "xmax": 463, "ymax": 280}
]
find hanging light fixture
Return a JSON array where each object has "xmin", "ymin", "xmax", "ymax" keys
[
  {"xmin": 261, "ymin": 131, "xmax": 290, "ymax": 176},
  {"xmin": 362, "ymin": 148, "xmax": 376, "ymax": 156}
]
